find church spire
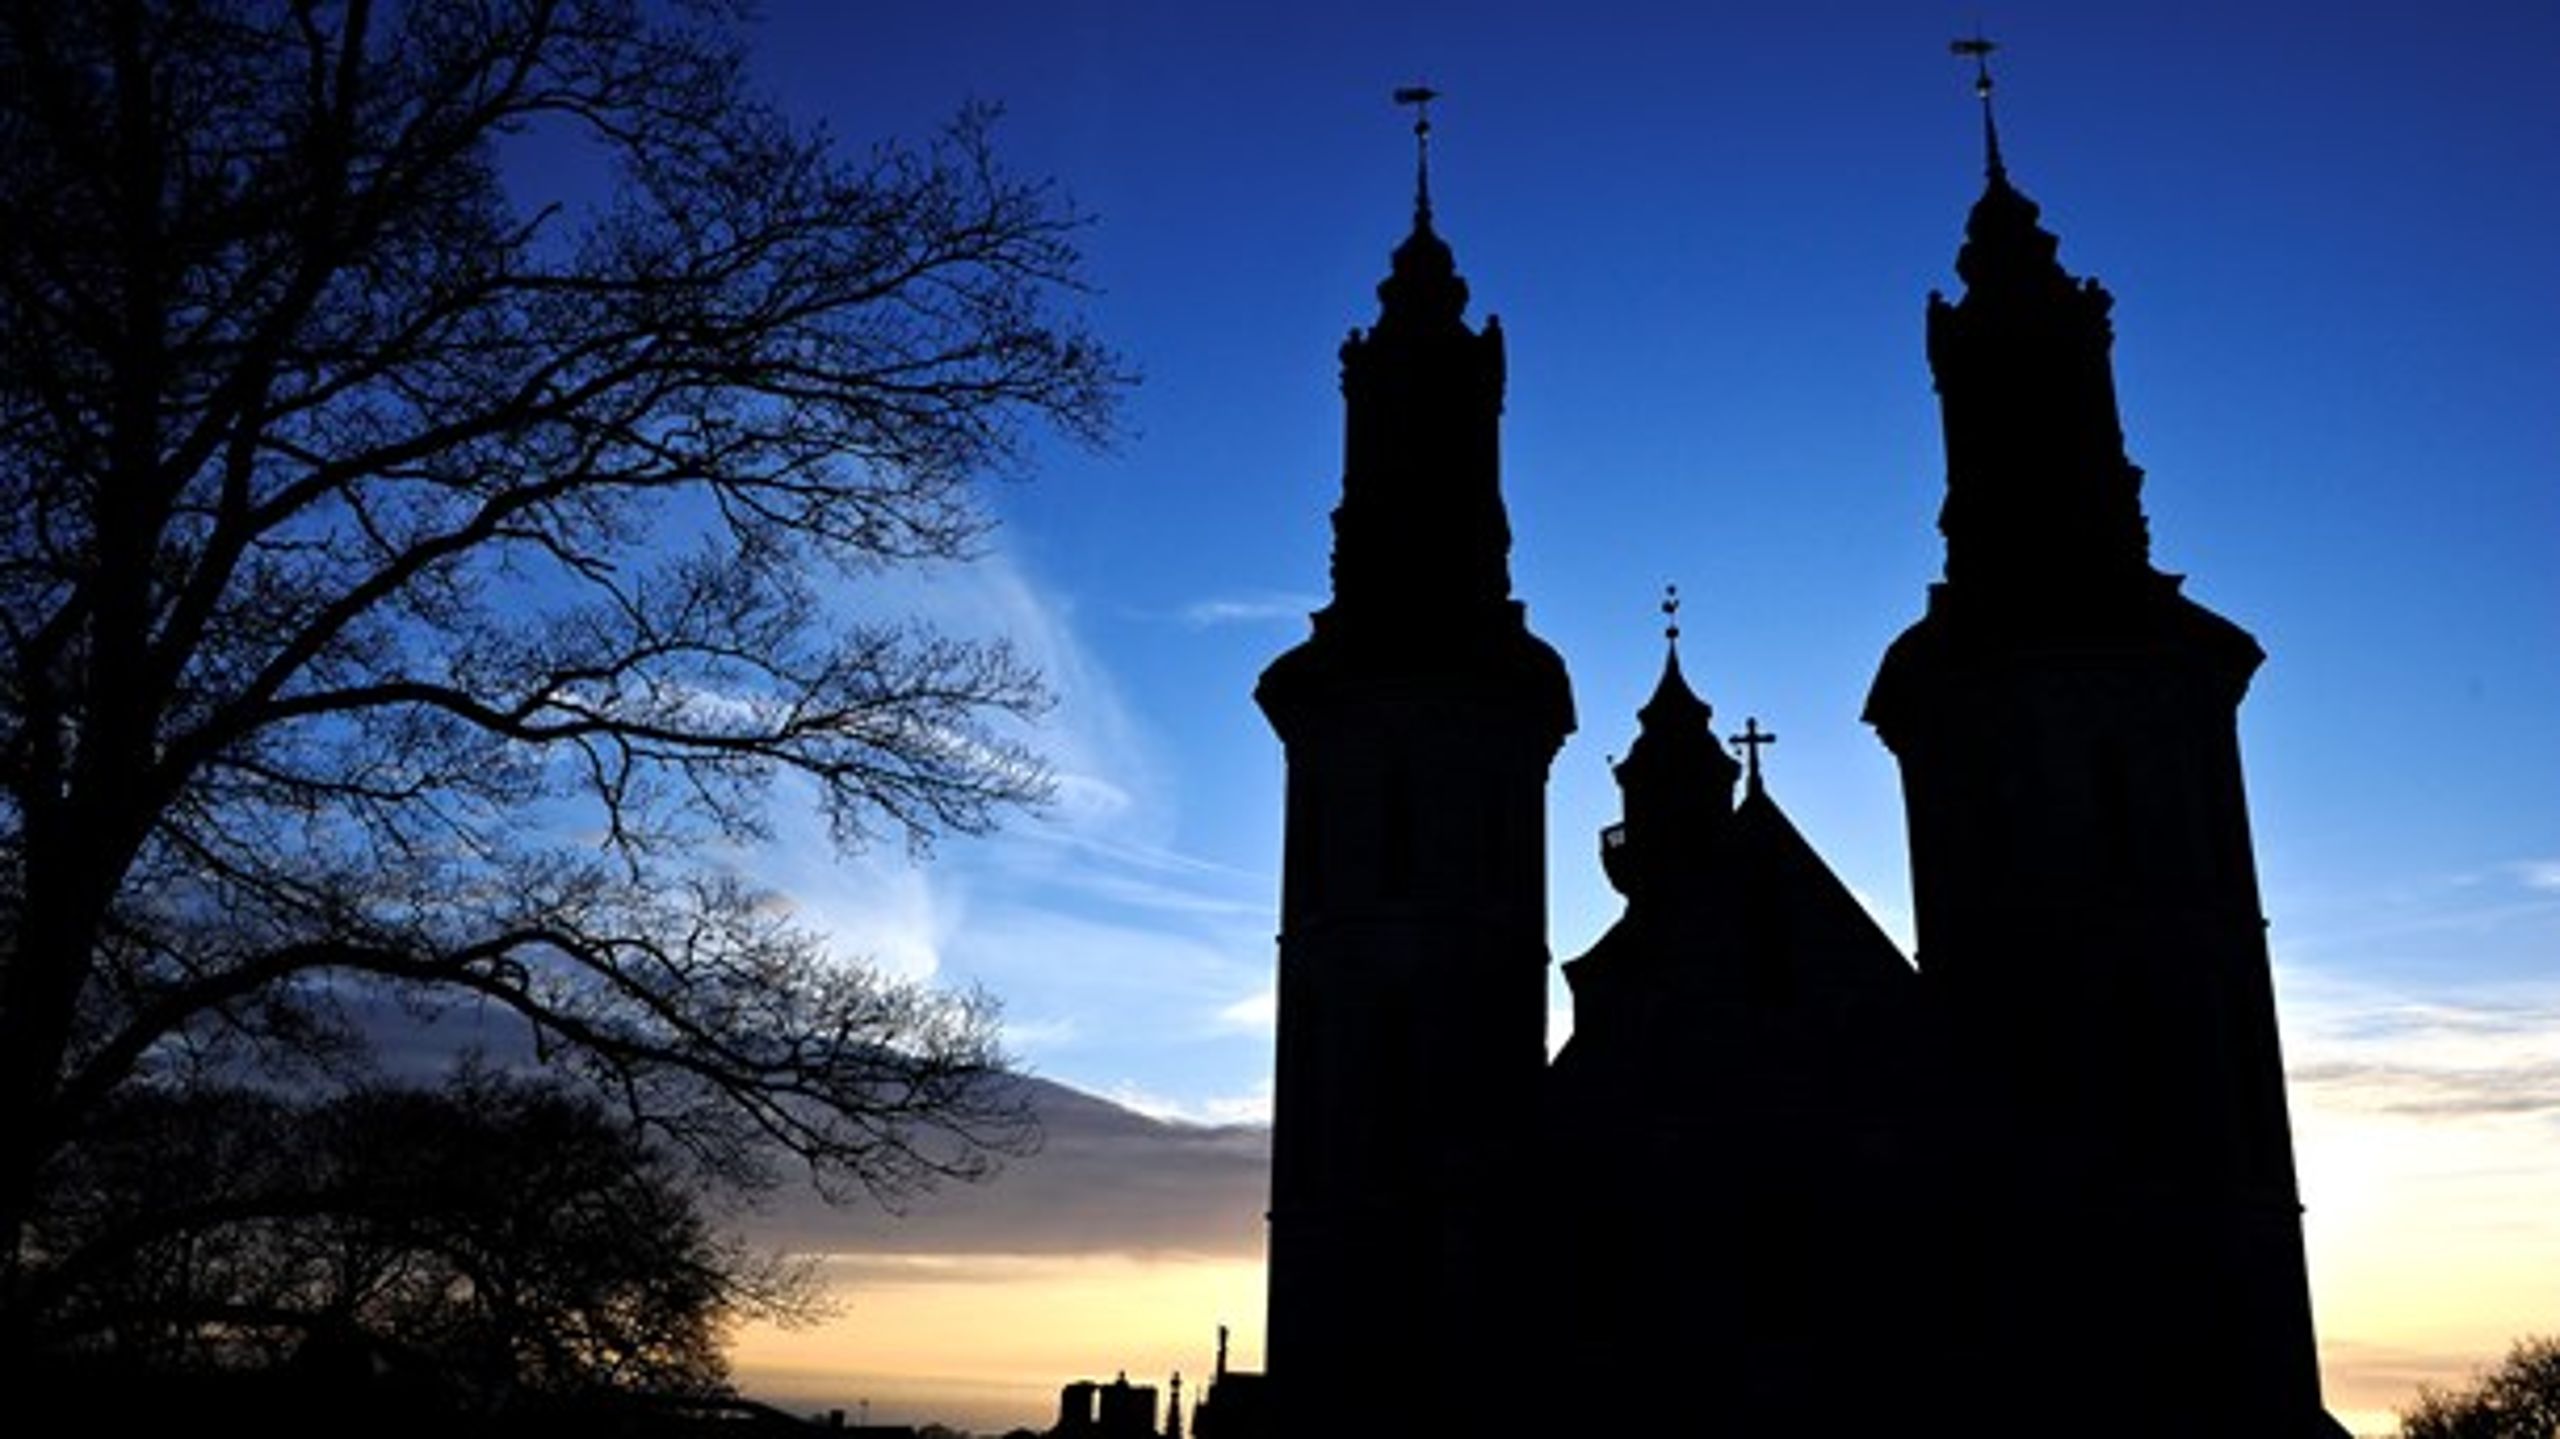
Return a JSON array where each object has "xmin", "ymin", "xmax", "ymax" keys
[
  {"xmin": 1375, "ymin": 85, "xmax": 1468, "ymax": 335},
  {"xmin": 1952, "ymin": 32, "xmax": 2006, "ymax": 185},
  {"xmin": 1304, "ymin": 88, "xmax": 1535, "ymax": 649},
  {"xmin": 1924, "ymin": 38, "xmax": 2154, "ymax": 602},
  {"xmin": 1396, "ymin": 84, "xmax": 1438, "ymax": 227},
  {"xmin": 1638, "ymin": 585, "xmax": 1712, "ymax": 733}
]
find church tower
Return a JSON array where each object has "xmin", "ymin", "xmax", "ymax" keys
[
  {"xmin": 1255, "ymin": 97, "xmax": 1573, "ymax": 1436},
  {"xmin": 1864, "ymin": 50, "xmax": 2340, "ymax": 1436}
]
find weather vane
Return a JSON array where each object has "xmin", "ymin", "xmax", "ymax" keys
[
  {"xmin": 1950, "ymin": 29, "xmax": 2007, "ymax": 179},
  {"xmin": 1394, "ymin": 84, "xmax": 1440, "ymax": 220}
]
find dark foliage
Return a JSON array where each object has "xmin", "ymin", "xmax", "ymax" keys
[
  {"xmin": 2400, "ymin": 1336, "xmax": 2560, "ymax": 1439},
  {"xmin": 32, "ymin": 1073, "xmax": 818, "ymax": 1400}
]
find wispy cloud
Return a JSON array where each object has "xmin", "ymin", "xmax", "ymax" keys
[
  {"xmin": 2283, "ymin": 971, "xmax": 2560, "ymax": 1122},
  {"xmin": 2512, "ymin": 857, "xmax": 2560, "ymax": 892},
  {"xmin": 1092, "ymin": 1079, "xmax": 1271, "ymax": 1127},
  {"xmin": 2270, "ymin": 857, "xmax": 2560, "ymax": 963},
  {"xmin": 1047, "ymin": 771, "xmax": 1138, "ymax": 826},
  {"xmin": 1097, "ymin": 1081, "xmax": 1198, "ymax": 1124},
  {"xmin": 942, "ymin": 905, "xmax": 1268, "ymax": 1044},
  {"xmin": 734, "ymin": 543, "xmax": 1278, "ymax": 1122},
  {"xmin": 1213, "ymin": 987, "xmax": 1275, "ymax": 1036},
  {"xmin": 997, "ymin": 1014, "xmax": 1081, "ymax": 1055},
  {"xmin": 1005, "ymin": 825, "xmax": 1271, "ymax": 923},
  {"xmin": 780, "ymin": 850, "xmax": 955, "ymax": 986},
  {"xmin": 2292, "ymin": 1056, "xmax": 2560, "ymax": 1120},
  {"xmin": 1198, "ymin": 1080, "xmax": 1273, "ymax": 1126},
  {"xmin": 1174, "ymin": 592, "xmax": 1320, "ymax": 630},
  {"xmin": 806, "ymin": 542, "xmax": 1168, "ymax": 843}
]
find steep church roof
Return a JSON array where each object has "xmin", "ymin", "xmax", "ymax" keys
[
  {"xmin": 1562, "ymin": 640, "xmax": 1913, "ymax": 1075},
  {"xmin": 1562, "ymin": 781, "xmax": 1913, "ymax": 1042}
]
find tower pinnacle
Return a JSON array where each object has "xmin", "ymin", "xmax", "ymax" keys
[
  {"xmin": 1394, "ymin": 85, "xmax": 1440, "ymax": 227},
  {"xmin": 1638, "ymin": 586, "xmax": 1710, "ymax": 737},
  {"xmin": 1951, "ymin": 32, "xmax": 2007, "ymax": 183},
  {"xmin": 1910, "ymin": 31, "xmax": 2163, "ymax": 602}
]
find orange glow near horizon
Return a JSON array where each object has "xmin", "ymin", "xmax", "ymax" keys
[
  {"xmin": 721, "ymin": 1076, "xmax": 2560, "ymax": 1439},
  {"xmin": 2298, "ymin": 1107, "xmax": 2560, "ymax": 1434},
  {"xmin": 730, "ymin": 1254, "xmax": 1267, "ymax": 1434}
]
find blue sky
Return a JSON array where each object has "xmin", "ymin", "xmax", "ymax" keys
[
  {"xmin": 735, "ymin": 0, "xmax": 2557, "ymax": 1117},
  {"xmin": 698, "ymin": 3, "xmax": 2557, "ymax": 1429}
]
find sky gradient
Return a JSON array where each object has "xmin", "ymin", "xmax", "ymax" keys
[{"xmin": 649, "ymin": 4, "xmax": 2560, "ymax": 1433}]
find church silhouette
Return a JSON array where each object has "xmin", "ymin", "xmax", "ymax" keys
[{"xmin": 1244, "ymin": 63, "xmax": 2353, "ymax": 1439}]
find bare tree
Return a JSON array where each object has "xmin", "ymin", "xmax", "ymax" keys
[{"xmin": 0, "ymin": 0, "xmax": 1125, "ymax": 1343}]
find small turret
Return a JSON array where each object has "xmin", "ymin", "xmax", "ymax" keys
[{"xmin": 1601, "ymin": 586, "xmax": 1739, "ymax": 896}]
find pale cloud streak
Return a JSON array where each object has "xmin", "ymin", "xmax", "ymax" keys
[
  {"xmin": 781, "ymin": 850, "xmax": 955, "ymax": 986},
  {"xmin": 2511, "ymin": 857, "xmax": 2560, "ymax": 892},
  {"xmin": 2287, "ymin": 984, "xmax": 2560, "ymax": 1122},
  {"xmin": 997, "ymin": 1014, "xmax": 1081, "ymax": 1056},
  {"xmin": 1091, "ymin": 1078, "xmax": 1271, "ymax": 1127},
  {"xmin": 2270, "ymin": 856, "xmax": 2560, "ymax": 964},
  {"xmin": 1175, "ymin": 591, "xmax": 1321, "ymax": 630},
  {"xmin": 1213, "ymin": 986, "xmax": 1275, "ymax": 1036},
  {"xmin": 1199, "ymin": 1080, "xmax": 1274, "ymax": 1126}
]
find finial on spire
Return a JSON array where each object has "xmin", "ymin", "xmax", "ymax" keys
[
  {"xmin": 1660, "ymin": 583, "xmax": 1682, "ymax": 645},
  {"xmin": 1951, "ymin": 30, "xmax": 2007, "ymax": 182},
  {"xmin": 1394, "ymin": 85, "xmax": 1440, "ymax": 225},
  {"xmin": 1729, "ymin": 716, "xmax": 1778, "ymax": 791}
]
